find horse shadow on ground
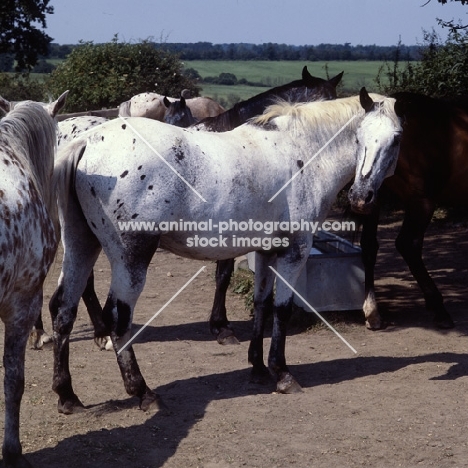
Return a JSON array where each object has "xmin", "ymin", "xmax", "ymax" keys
[
  {"xmin": 18, "ymin": 348, "xmax": 468, "ymax": 468},
  {"xmin": 22, "ymin": 216, "xmax": 467, "ymax": 466}
]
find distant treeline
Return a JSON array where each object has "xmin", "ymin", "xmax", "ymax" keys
[
  {"xmin": 154, "ymin": 42, "xmax": 420, "ymax": 61},
  {"xmin": 47, "ymin": 41, "xmax": 419, "ymax": 62},
  {"xmin": 0, "ymin": 41, "xmax": 420, "ymax": 73}
]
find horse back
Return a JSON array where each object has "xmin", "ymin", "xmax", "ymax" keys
[
  {"xmin": 187, "ymin": 97, "xmax": 225, "ymax": 120},
  {"xmin": 386, "ymin": 93, "xmax": 468, "ymax": 205}
]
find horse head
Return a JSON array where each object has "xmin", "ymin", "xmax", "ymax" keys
[
  {"xmin": 0, "ymin": 91, "xmax": 68, "ymax": 119},
  {"xmin": 163, "ymin": 96, "xmax": 197, "ymax": 127},
  {"xmin": 301, "ymin": 66, "xmax": 343, "ymax": 101},
  {"xmin": 348, "ymin": 87, "xmax": 403, "ymax": 214}
]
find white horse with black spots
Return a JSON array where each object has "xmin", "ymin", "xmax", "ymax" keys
[
  {"xmin": 0, "ymin": 91, "xmax": 67, "ymax": 468},
  {"xmin": 50, "ymin": 88, "xmax": 402, "ymax": 414},
  {"xmin": 29, "ymin": 115, "xmax": 111, "ymax": 351}
]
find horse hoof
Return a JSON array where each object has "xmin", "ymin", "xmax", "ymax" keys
[
  {"xmin": 57, "ymin": 396, "xmax": 86, "ymax": 415},
  {"xmin": 434, "ymin": 315, "xmax": 455, "ymax": 329},
  {"xmin": 217, "ymin": 328, "xmax": 240, "ymax": 345},
  {"xmin": 365, "ymin": 318, "xmax": 382, "ymax": 330},
  {"xmin": 140, "ymin": 390, "xmax": 167, "ymax": 413},
  {"xmin": 3, "ymin": 454, "xmax": 34, "ymax": 468},
  {"xmin": 249, "ymin": 365, "xmax": 271, "ymax": 385},
  {"xmin": 94, "ymin": 336, "xmax": 113, "ymax": 351},
  {"xmin": 276, "ymin": 372, "xmax": 303, "ymax": 394},
  {"xmin": 29, "ymin": 329, "xmax": 53, "ymax": 350}
]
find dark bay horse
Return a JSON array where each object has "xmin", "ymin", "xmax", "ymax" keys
[
  {"xmin": 349, "ymin": 91, "xmax": 468, "ymax": 329},
  {"xmin": 195, "ymin": 66, "xmax": 343, "ymax": 132}
]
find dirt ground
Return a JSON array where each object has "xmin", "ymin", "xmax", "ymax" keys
[{"xmin": 1, "ymin": 212, "xmax": 468, "ymax": 468}]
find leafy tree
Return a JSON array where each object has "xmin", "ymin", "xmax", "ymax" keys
[
  {"xmin": 217, "ymin": 72, "xmax": 237, "ymax": 85},
  {"xmin": 0, "ymin": 54, "xmax": 14, "ymax": 72},
  {"xmin": 0, "ymin": 0, "xmax": 54, "ymax": 71},
  {"xmin": 376, "ymin": 29, "xmax": 468, "ymax": 98},
  {"xmin": 32, "ymin": 59, "xmax": 55, "ymax": 73},
  {"xmin": 183, "ymin": 67, "xmax": 202, "ymax": 83},
  {"xmin": 46, "ymin": 37, "xmax": 201, "ymax": 112},
  {"xmin": 0, "ymin": 72, "xmax": 46, "ymax": 103}
]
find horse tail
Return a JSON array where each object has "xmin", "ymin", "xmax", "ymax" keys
[{"xmin": 53, "ymin": 138, "xmax": 88, "ymax": 232}]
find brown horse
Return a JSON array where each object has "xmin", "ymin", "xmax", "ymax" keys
[
  {"xmin": 349, "ymin": 92, "xmax": 468, "ymax": 330},
  {"xmin": 118, "ymin": 92, "xmax": 225, "ymax": 121}
]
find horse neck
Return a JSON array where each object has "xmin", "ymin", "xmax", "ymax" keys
[
  {"xmin": 200, "ymin": 112, "xmax": 235, "ymax": 132},
  {"xmin": 310, "ymin": 124, "xmax": 360, "ymax": 198},
  {"xmin": 221, "ymin": 81, "xmax": 335, "ymax": 131},
  {"xmin": 231, "ymin": 83, "xmax": 308, "ymax": 127},
  {"xmin": 289, "ymin": 109, "xmax": 362, "ymax": 206}
]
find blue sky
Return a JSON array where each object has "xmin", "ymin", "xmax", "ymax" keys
[{"xmin": 45, "ymin": 0, "xmax": 467, "ymax": 46}]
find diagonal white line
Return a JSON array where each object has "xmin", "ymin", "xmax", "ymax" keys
[
  {"xmin": 269, "ymin": 266, "xmax": 357, "ymax": 354},
  {"xmin": 117, "ymin": 265, "xmax": 207, "ymax": 354},
  {"xmin": 268, "ymin": 114, "xmax": 358, "ymax": 202},
  {"xmin": 119, "ymin": 116, "xmax": 207, "ymax": 202}
]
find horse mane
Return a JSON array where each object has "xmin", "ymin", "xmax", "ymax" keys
[
  {"xmin": 0, "ymin": 101, "xmax": 58, "ymax": 232},
  {"xmin": 251, "ymin": 94, "xmax": 398, "ymax": 135}
]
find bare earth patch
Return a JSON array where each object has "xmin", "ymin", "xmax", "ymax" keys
[{"xmin": 1, "ymin": 213, "xmax": 468, "ymax": 467}]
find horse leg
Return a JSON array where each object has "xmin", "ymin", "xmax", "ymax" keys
[
  {"xmin": 359, "ymin": 207, "xmax": 382, "ymax": 329},
  {"xmin": 268, "ymin": 243, "xmax": 310, "ymax": 394},
  {"xmin": 34, "ymin": 270, "xmax": 109, "ymax": 351},
  {"xmin": 395, "ymin": 200, "xmax": 454, "ymax": 328},
  {"xmin": 102, "ymin": 238, "xmax": 163, "ymax": 412},
  {"xmin": 49, "ymin": 196, "xmax": 103, "ymax": 414},
  {"xmin": 248, "ymin": 252, "xmax": 276, "ymax": 384},
  {"xmin": 209, "ymin": 259, "xmax": 239, "ymax": 345},
  {"xmin": 80, "ymin": 270, "xmax": 112, "ymax": 350},
  {"xmin": 2, "ymin": 294, "xmax": 43, "ymax": 468},
  {"xmin": 49, "ymin": 255, "xmax": 101, "ymax": 414}
]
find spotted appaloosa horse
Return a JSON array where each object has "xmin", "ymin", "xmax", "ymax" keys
[
  {"xmin": 0, "ymin": 91, "xmax": 67, "ymax": 468},
  {"xmin": 29, "ymin": 115, "xmax": 110, "ymax": 351},
  {"xmin": 166, "ymin": 66, "xmax": 344, "ymax": 345},
  {"xmin": 48, "ymin": 67, "xmax": 344, "ymax": 353},
  {"xmin": 118, "ymin": 92, "xmax": 225, "ymax": 121},
  {"xmin": 50, "ymin": 89, "xmax": 401, "ymax": 413},
  {"xmin": 57, "ymin": 115, "xmax": 108, "ymax": 146}
]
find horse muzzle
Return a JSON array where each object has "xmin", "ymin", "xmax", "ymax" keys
[{"xmin": 348, "ymin": 184, "xmax": 376, "ymax": 215}]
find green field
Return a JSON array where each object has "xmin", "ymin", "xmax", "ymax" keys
[
  {"xmin": 33, "ymin": 58, "xmax": 387, "ymax": 107},
  {"xmin": 183, "ymin": 60, "xmax": 386, "ymax": 103}
]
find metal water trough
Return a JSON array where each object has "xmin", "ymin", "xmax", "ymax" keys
[{"xmin": 247, "ymin": 230, "xmax": 364, "ymax": 312}]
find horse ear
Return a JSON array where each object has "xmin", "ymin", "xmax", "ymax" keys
[
  {"xmin": 48, "ymin": 90, "xmax": 69, "ymax": 117},
  {"xmin": 181, "ymin": 89, "xmax": 191, "ymax": 99},
  {"xmin": 0, "ymin": 95, "xmax": 12, "ymax": 114},
  {"xmin": 328, "ymin": 71, "xmax": 344, "ymax": 88},
  {"xmin": 163, "ymin": 96, "xmax": 171, "ymax": 108},
  {"xmin": 359, "ymin": 87, "xmax": 375, "ymax": 113},
  {"xmin": 302, "ymin": 66, "xmax": 322, "ymax": 86}
]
